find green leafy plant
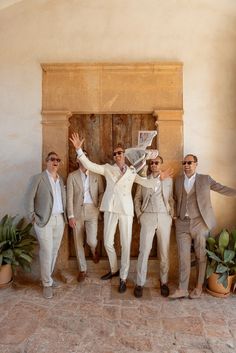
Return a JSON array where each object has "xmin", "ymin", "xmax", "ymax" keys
[
  {"xmin": 0, "ymin": 215, "xmax": 37, "ymax": 272},
  {"xmin": 206, "ymin": 229, "xmax": 236, "ymax": 288}
]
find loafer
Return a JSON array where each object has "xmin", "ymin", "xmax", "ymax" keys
[
  {"xmin": 43, "ymin": 286, "xmax": 53, "ymax": 299},
  {"xmin": 118, "ymin": 279, "xmax": 127, "ymax": 293},
  {"xmin": 160, "ymin": 283, "xmax": 169, "ymax": 297},
  {"xmin": 134, "ymin": 285, "xmax": 143, "ymax": 298},
  {"xmin": 77, "ymin": 271, "xmax": 87, "ymax": 282},
  {"xmin": 100, "ymin": 270, "xmax": 119, "ymax": 280},
  {"xmin": 189, "ymin": 288, "xmax": 202, "ymax": 299},
  {"xmin": 169, "ymin": 289, "xmax": 189, "ymax": 299}
]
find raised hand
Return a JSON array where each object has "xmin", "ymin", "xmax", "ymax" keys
[
  {"xmin": 69, "ymin": 132, "xmax": 85, "ymax": 150},
  {"xmin": 160, "ymin": 168, "xmax": 174, "ymax": 180}
]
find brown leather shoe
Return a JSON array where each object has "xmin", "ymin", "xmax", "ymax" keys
[
  {"xmin": 92, "ymin": 251, "xmax": 100, "ymax": 264},
  {"xmin": 77, "ymin": 271, "xmax": 87, "ymax": 282}
]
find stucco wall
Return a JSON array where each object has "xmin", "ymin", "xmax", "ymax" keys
[{"xmin": 0, "ymin": 0, "xmax": 235, "ymax": 230}]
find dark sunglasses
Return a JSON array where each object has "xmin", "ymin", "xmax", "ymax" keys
[
  {"xmin": 113, "ymin": 151, "xmax": 124, "ymax": 156},
  {"xmin": 150, "ymin": 161, "xmax": 160, "ymax": 165},
  {"xmin": 49, "ymin": 157, "xmax": 61, "ymax": 163},
  {"xmin": 182, "ymin": 161, "xmax": 195, "ymax": 165}
]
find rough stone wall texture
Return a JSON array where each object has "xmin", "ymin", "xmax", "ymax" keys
[{"xmin": 0, "ymin": 0, "xmax": 235, "ymax": 230}]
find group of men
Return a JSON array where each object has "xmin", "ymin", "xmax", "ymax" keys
[{"xmin": 24, "ymin": 132, "xmax": 236, "ymax": 299}]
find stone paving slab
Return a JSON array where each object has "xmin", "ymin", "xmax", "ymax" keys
[{"xmin": 0, "ymin": 269, "xmax": 236, "ymax": 353}]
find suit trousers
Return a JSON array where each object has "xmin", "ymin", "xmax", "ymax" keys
[
  {"xmin": 137, "ymin": 212, "xmax": 172, "ymax": 286},
  {"xmin": 34, "ymin": 214, "xmax": 64, "ymax": 287},
  {"xmin": 175, "ymin": 217, "xmax": 209, "ymax": 290},
  {"xmin": 73, "ymin": 204, "xmax": 99, "ymax": 272},
  {"xmin": 104, "ymin": 211, "xmax": 133, "ymax": 280}
]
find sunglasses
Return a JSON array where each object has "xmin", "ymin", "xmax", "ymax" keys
[
  {"xmin": 49, "ymin": 157, "xmax": 61, "ymax": 163},
  {"xmin": 182, "ymin": 161, "xmax": 195, "ymax": 165},
  {"xmin": 113, "ymin": 151, "xmax": 124, "ymax": 156},
  {"xmin": 150, "ymin": 161, "xmax": 160, "ymax": 165}
]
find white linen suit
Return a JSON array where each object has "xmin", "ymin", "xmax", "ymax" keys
[{"xmin": 76, "ymin": 150, "xmax": 159, "ymax": 280}]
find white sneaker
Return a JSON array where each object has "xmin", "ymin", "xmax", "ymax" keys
[{"xmin": 43, "ymin": 286, "xmax": 53, "ymax": 299}]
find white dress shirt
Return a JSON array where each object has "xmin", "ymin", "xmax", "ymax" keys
[
  {"xmin": 184, "ymin": 173, "xmax": 196, "ymax": 194},
  {"xmin": 80, "ymin": 170, "xmax": 93, "ymax": 204},
  {"xmin": 46, "ymin": 170, "xmax": 63, "ymax": 215}
]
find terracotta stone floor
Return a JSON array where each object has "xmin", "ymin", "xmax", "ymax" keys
[{"xmin": 1, "ymin": 267, "xmax": 236, "ymax": 353}]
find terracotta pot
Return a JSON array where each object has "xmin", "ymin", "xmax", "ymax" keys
[
  {"xmin": 207, "ymin": 273, "xmax": 234, "ymax": 295},
  {"xmin": 0, "ymin": 264, "xmax": 13, "ymax": 288}
]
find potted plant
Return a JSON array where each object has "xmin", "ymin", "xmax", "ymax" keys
[
  {"xmin": 206, "ymin": 229, "xmax": 236, "ymax": 297},
  {"xmin": 0, "ymin": 214, "xmax": 37, "ymax": 287}
]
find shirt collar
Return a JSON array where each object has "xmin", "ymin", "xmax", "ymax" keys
[
  {"xmin": 184, "ymin": 172, "xmax": 196, "ymax": 182},
  {"xmin": 46, "ymin": 169, "xmax": 59, "ymax": 180}
]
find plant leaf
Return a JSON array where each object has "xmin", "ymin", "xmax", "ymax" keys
[
  {"xmin": 224, "ymin": 249, "xmax": 235, "ymax": 263},
  {"xmin": 206, "ymin": 250, "xmax": 222, "ymax": 263},
  {"xmin": 216, "ymin": 263, "xmax": 228, "ymax": 273},
  {"xmin": 206, "ymin": 263, "xmax": 215, "ymax": 278},
  {"xmin": 219, "ymin": 229, "xmax": 229, "ymax": 249},
  {"xmin": 217, "ymin": 272, "xmax": 228, "ymax": 289}
]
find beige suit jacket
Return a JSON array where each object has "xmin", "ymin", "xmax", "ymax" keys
[
  {"xmin": 77, "ymin": 152, "xmax": 160, "ymax": 216},
  {"xmin": 66, "ymin": 169, "xmax": 104, "ymax": 219},
  {"xmin": 24, "ymin": 170, "xmax": 67, "ymax": 227},
  {"xmin": 174, "ymin": 173, "xmax": 236, "ymax": 230},
  {"xmin": 134, "ymin": 177, "xmax": 174, "ymax": 219}
]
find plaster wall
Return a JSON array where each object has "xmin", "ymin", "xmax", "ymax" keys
[{"xmin": 0, "ymin": 0, "xmax": 235, "ymax": 230}]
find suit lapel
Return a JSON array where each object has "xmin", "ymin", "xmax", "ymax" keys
[{"xmin": 74, "ymin": 170, "xmax": 83, "ymax": 190}]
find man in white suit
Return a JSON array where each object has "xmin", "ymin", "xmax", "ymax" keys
[
  {"xmin": 67, "ymin": 152, "xmax": 104, "ymax": 282},
  {"xmin": 134, "ymin": 156, "xmax": 174, "ymax": 298},
  {"xmin": 70, "ymin": 133, "xmax": 172, "ymax": 293}
]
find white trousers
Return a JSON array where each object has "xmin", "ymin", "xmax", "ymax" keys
[
  {"xmin": 73, "ymin": 204, "xmax": 99, "ymax": 272},
  {"xmin": 104, "ymin": 211, "xmax": 133, "ymax": 280},
  {"xmin": 34, "ymin": 214, "xmax": 64, "ymax": 287},
  {"xmin": 137, "ymin": 212, "xmax": 172, "ymax": 286}
]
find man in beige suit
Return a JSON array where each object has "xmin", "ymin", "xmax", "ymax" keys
[
  {"xmin": 67, "ymin": 152, "xmax": 104, "ymax": 282},
  {"xmin": 70, "ymin": 132, "xmax": 172, "ymax": 293},
  {"xmin": 134, "ymin": 156, "xmax": 174, "ymax": 298},
  {"xmin": 170, "ymin": 154, "xmax": 236, "ymax": 299},
  {"xmin": 24, "ymin": 152, "xmax": 67, "ymax": 299}
]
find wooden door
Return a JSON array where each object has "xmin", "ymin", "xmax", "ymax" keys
[{"xmin": 68, "ymin": 114, "xmax": 157, "ymax": 258}]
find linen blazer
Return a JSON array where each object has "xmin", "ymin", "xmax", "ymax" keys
[
  {"xmin": 134, "ymin": 177, "xmax": 174, "ymax": 219},
  {"xmin": 77, "ymin": 152, "xmax": 160, "ymax": 217},
  {"xmin": 66, "ymin": 169, "xmax": 104, "ymax": 219},
  {"xmin": 24, "ymin": 170, "xmax": 67, "ymax": 227},
  {"xmin": 174, "ymin": 173, "xmax": 236, "ymax": 230}
]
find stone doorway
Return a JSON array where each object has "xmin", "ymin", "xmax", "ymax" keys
[{"xmin": 41, "ymin": 62, "xmax": 183, "ymax": 278}]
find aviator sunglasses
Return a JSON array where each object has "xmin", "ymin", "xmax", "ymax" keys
[
  {"xmin": 49, "ymin": 157, "xmax": 61, "ymax": 163},
  {"xmin": 113, "ymin": 151, "xmax": 124, "ymax": 156},
  {"xmin": 182, "ymin": 161, "xmax": 195, "ymax": 165},
  {"xmin": 150, "ymin": 161, "xmax": 160, "ymax": 165}
]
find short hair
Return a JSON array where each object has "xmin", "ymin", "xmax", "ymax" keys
[
  {"xmin": 114, "ymin": 143, "xmax": 125, "ymax": 151},
  {"xmin": 184, "ymin": 154, "xmax": 198, "ymax": 163},
  {"xmin": 45, "ymin": 151, "xmax": 58, "ymax": 161}
]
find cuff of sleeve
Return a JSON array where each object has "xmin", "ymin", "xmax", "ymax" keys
[
  {"xmin": 76, "ymin": 148, "xmax": 83, "ymax": 158},
  {"xmin": 68, "ymin": 215, "xmax": 74, "ymax": 219}
]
